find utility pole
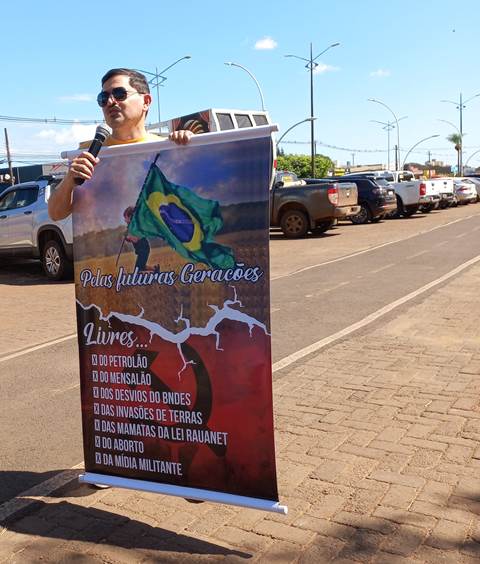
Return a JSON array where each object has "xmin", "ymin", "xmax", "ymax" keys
[
  {"xmin": 4, "ymin": 128, "xmax": 14, "ymax": 185},
  {"xmin": 394, "ymin": 144, "xmax": 398, "ymax": 170},
  {"xmin": 428, "ymin": 150, "xmax": 432, "ymax": 178}
]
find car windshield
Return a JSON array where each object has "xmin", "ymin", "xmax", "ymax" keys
[{"xmin": 374, "ymin": 178, "xmax": 390, "ymax": 187}]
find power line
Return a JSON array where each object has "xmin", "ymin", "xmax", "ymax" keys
[{"xmin": 0, "ymin": 115, "xmax": 102, "ymax": 125}]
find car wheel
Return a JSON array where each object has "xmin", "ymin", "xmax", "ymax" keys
[
  {"xmin": 312, "ymin": 220, "xmax": 334, "ymax": 234},
  {"xmin": 41, "ymin": 239, "xmax": 72, "ymax": 281},
  {"xmin": 350, "ymin": 204, "xmax": 371, "ymax": 225},
  {"xmin": 402, "ymin": 208, "xmax": 416, "ymax": 217},
  {"xmin": 280, "ymin": 209, "xmax": 309, "ymax": 238}
]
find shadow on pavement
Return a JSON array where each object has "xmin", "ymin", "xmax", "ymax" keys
[
  {"xmin": 0, "ymin": 259, "xmax": 73, "ymax": 286},
  {"xmin": 4, "ymin": 498, "xmax": 252, "ymax": 559}
]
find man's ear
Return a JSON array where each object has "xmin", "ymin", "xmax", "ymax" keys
[{"xmin": 143, "ymin": 93, "xmax": 152, "ymax": 112}]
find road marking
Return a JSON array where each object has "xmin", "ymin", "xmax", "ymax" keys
[
  {"xmin": 406, "ymin": 250, "xmax": 428, "ymax": 260},
  {"xmin": 0, "ymin": 334, "xmax": 77, "ymax": 364},
  {"xmin": 51, "ymin": 383, "xmax": 80, "ymax": 396},
  {"xmin": 0, "ymin": 462, "xmax": 84, "ymax": 523},
  {"xmin": 454, "ymin": 232, "xmax": 468, "ymax": 239},
  {"xmin": 272, "ymin": 253, "xmax": 480, "ymax": 373},
  {"xmin": 271, "ymin": 214, "xmax": 478, "ymax": 281},
  {"xmin": 370, "ymin": 263, "xmax": 395, "ymax": 274}
]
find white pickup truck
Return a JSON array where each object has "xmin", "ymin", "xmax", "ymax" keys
[{"xmin": 418, "ymin": 177, "xmax": 455, "ymax": 212}]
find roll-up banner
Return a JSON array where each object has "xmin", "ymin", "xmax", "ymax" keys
[{"xmin": 64, "ymin": 126, "xmax": 287, "ymax": 514}]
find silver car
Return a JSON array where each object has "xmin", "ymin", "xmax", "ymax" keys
[{"xmin": 453, "ymin": 178, "xmax": 478, "ymax": 204}]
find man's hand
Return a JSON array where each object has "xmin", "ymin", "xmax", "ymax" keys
[
  {"xmin": 169, "ymin": 130, "xmax": 194, "ymax": 145},
  {"xmin": 68, "ymin": 151, "xmax": 100, "ymax": 183}
]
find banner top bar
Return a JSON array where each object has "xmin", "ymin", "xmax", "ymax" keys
[{"xmin": 61, "ymin": 124, "xmax": 278, "ymax": 160}]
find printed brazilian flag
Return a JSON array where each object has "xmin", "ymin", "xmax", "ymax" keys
[{"xmin": 128, "ymin": 161, "xmax": 235, "ymax": 269}]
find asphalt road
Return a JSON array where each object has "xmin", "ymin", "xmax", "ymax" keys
[{"xmin": 1, "ymin": 203, "xmax": 480, "ymax": 505}]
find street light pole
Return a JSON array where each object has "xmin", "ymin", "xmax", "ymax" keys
[
  {"xmin": 370, "ymin": 116, "xmax": 407, "ymax": 170},
  {"xmin": 224, "ymin": 62, "xmax": 265, "ymax": 111},
  {"xmin": 285, "ymin": 42, "xmax": 340, "ymax": 178},
  {"xmin": 401, "ymin": 134, "xmax": 440, "ymax": 170},
  {"xmin": 368, "ymin": 99, "xmax": 401, "ymax": 170},
  {"xmin": 136, "ymin": 55, "xmax": 191, "ymax": 127},
  {"xmin": 276, "ymin": 117, "xmax": 316, "ymax": 147},
  {"xmin": 441, "ymin": 91, "xmax": 480, "ymax": 175}
]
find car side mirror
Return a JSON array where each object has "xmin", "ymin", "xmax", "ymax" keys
[{"xmin": 274, "ymin": 181, "xmax": 284, "ymax": 188}]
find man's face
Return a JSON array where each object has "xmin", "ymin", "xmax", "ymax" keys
[{"xmin": 100, "ymin": 74, "xmax": 151, "ymax": 131}]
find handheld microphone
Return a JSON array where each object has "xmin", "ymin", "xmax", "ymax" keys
[{"xmin": 74, "ymin": 124, "xmax": 112, "ymax": 185}]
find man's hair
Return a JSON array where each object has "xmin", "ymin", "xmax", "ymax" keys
[
  {"xmin": 101, "ymin": 68, "xmax": 150, "ymax": 94},
  {"xmin": 123, "ymin": 205, "xmax": 135, "ymax": 219}
]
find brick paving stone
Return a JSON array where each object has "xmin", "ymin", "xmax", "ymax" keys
[
  {"xmin": 335, "ymin": 529, "xmax": 384, "ymax": 562},
  {"xmin": 369, "ymin": 470, "xmax": 426, "ymax": 489},
  {"xmin": 410, "ymin": 500, "xmax": 473, "ymax": 525},
  {"xmin": 380, "ymin": 523, "xmax": 428, "ymax": 556},
  {"xmin": 297, "ymin": 535, "xmax": 345, "ymax": 563},
  {"xmin": 400, "ymin": 437, "xmax": 449, "ymax": 452},
  {"xmin": 381, "ymin": 484, "xmax": 417, "ymax": 510},
  {"xmin": 293, "ymin": 516, "xmax": 355, "ymax": 540},
  {"xmin": 213, "ymin": 525, "xmax": 272, "ymax": 552},
  {"xmin": 425, "ymin": 519, "xmax": 470, "ymax": 550},
  {"xmin": 255, "ymin": 540, "xmax": 302, "ymax": 564},
  {"xmin": 417, "ymin": 481, "xmax": 452, "ymax": 506},
  {"xmin": 253, "ymin": 520, "xmax": 314, "ymax": 545},
  {"xmin": 373, "ymin": 506, "xmax": 437, "ymax": 530},
  {"xmin": 332, "ymin": 511, "xmax": 396, "ymax": 534},
  {"xmin": 454, "ymin": 477, "xmax": 480, "ymax": 500}
]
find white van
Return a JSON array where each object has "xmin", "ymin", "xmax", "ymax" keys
[{"xmin": 148, "ymin": 108, "xmax": 277, "ymax": 186}]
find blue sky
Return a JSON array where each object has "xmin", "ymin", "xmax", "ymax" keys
[{"xmin": 1, "ymin": 0, "xmax": 479, "ymax": 169}]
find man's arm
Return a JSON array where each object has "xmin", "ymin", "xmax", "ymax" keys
[{"xmin": 48, "ymin": 151, "xmax": 98, "ymax": 220}]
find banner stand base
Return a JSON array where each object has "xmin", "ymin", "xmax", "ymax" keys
[{"xmin": 79, "ymin": 472, "xmax": 288, "ymax": 515}]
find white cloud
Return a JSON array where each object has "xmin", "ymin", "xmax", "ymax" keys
[
  {"xmin": 313, "ymin": 63, "xmax": 339, "ymax": 74},
  {"xmin": 58, "ymin": 93, "xmax": 94, "ymax": 102},
  {"xmin": 254, "ymin": 36, "xmax": 278, "ymax": 50},
  {"xmin": 370, "ymin": 69, "xmax": 391, "ymax": 77},
  {"xmin": 35, "ymin": 123, "xmax": 96, "ymax": 146}
]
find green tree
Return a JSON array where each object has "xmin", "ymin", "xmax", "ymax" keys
[
  {"xmin": 446, "ymin": 133, "xmax": 462, "ymax": 175},
  {"xmin": 277, "ymin": 154, "xmax": 333, "ymax": 178}
]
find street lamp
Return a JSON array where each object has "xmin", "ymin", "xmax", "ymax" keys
[
  {"xmin": 368, "ymin": 98, "xmax": 402, "ymax": 170},
  {"xmin": 370, "ymin": 116, "xmax": 407, "ymax": 170},
  {"xmin": 464, "ymin": 149, "xmax": 480, "ymax": 169},
  {"xmin": 136, "ymin": 55, "xmax": 191, "ymax": 127},
  {"xmin": 224, "ymin": 62, "xmax": 266, "ymax": 111},
  {"xmin": 285, "ymin": 42, "xmax": 340, "ymax": 177},
  {"xmin": 441, "ymin": 92, "xmax": 480, "ymax": 175},
  {"xmin": 276, "ymin": 117, "xmax": 316, "ymax": 148},
  {"xmin": 401, "ymin": 135, "xmax": 440, "ymax": 170}
]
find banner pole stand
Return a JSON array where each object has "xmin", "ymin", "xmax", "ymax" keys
[{"xmin": 79, "ymin": 473, "xmax": 288, "ymax": 515}]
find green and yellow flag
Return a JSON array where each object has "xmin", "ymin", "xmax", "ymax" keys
[{"xmin": 128, "ymin": 161, "xmax": 235, "ymax": 269}]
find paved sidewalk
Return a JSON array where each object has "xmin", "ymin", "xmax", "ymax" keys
[{"xmin": 2, "ymin": 263, "xmax": 480, "ymax": 563}]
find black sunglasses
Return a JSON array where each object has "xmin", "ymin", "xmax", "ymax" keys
[{"xmin": 97, "ymin": 87, "xmax": 140, "ymax": 107}]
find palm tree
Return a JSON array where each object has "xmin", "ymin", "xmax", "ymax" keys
[{"xmin": 447, "ymin": 133, "xmax": 462, "ymax": 175}]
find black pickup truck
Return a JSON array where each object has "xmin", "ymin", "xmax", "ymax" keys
[
  {"xmin": 309, "ymin": 176, "xmax": 397, "ymax": 224},
  {"xmin": 270, "ymin": 172, "xmax": 360, "ymax": 238}
]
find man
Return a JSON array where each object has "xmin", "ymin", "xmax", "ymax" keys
[{"xmin": 48, "ymin": 68, "xmax": 192, "ymax": 220}]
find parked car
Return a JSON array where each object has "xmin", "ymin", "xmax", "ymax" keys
[
  {"xmin": 458, "ymin": 177, "xmax": 480, "ymax": 202},
  {"xmin": 345, "ymin": 170, "xmax": 420, "ymax": 218},
  {"xmin": 453, "ymin": 178, "xmax": 478, "ymax": 204},
  {"xmin": 316, "ymin": 175, "xmax": 396, "ymax": 224},
  {"xmin": 270, "ymin": 179, "xmax": 360, "ymax": 238},
  {"xmin": 0, "ymin": 176, "xmax": 72, "ymax": 280}
]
